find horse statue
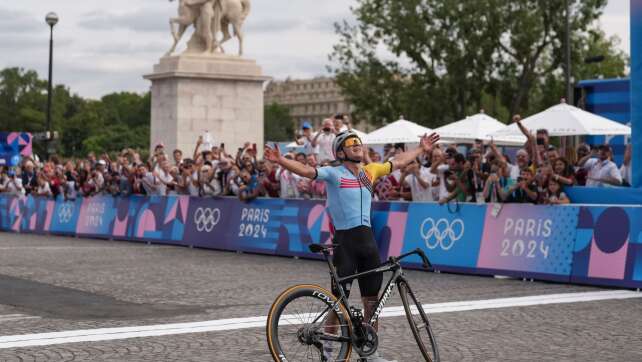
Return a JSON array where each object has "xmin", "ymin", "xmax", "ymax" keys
[
  {"xmin": 165, "ymin": 0, "xmax": 251, "ymax": 57},
  {"xmin": 217, "ymin": 0, "xmax": 251, "ymax": 56}
]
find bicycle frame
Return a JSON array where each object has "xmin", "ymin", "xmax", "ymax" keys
[
  {"xmin": 328, "ymin": 258, "xmax": 403, "ymax": 328},
  {"xmin": 317, "ymin": 248, "xmax": 427, "ymax": 333}
]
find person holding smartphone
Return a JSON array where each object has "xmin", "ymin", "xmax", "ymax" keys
[{"xmin": 2, "ymin": 169, "xmax": 25, "ymax": 196}]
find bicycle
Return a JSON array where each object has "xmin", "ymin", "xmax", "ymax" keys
[{"xmin": 266, "ymin": 244, "xmax": 439, "ymax": 362}]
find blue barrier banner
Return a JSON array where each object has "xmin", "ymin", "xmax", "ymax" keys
[
  {"xmin": 1, "ymin": 194, "xmax": 641, "ymax": 289},
  {"xmin": 399, "ymin": 203, "xmax": 486, "ymax": 270},
  {"xmin": 631, "ymin": 0, "xmax": 642, "ymax": 187},
  {"xmin": 50, "ymin": 199, "xmax": 82, "ymax": 235},
  {"xmin": 566, "ymin": 187, "xmax": 642, "ymax": 205},
  {"xmin": 571, "ymin": 206, "xmax": 642, "ymax": 288},
  {"xmin": 477, "ymin": 204, "xmax": 579, "ymax": 280}
]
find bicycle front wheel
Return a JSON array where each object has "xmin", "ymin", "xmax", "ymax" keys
[
  {"xmin": 398, "ymin": 281, "xmax": 439, "ymax": 362},
  {"xmin": 266, "ymin": 284, "xmax": 352, "ymax": 362}
]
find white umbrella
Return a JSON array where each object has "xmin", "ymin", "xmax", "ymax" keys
[
  {"xmin": 364, "ymin": 118, "xmax": 433, "ymax": 144},
  {"xmin": 489, "ymin": 101, "xmax": 632, "ymax": 138},
  {"xmin": 434, "ymin": 111, "xmax": 526, "ymax": 146}
]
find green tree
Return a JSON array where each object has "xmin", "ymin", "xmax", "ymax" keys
[
  {"xmin": 330, "ymin": 0, "xmax": 625, "ymax": 126},
  {"xmin": 264, "ymin": 102, "xmax": 294, "ymax": 142}
]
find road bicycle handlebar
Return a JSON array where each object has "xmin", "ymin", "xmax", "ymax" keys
[{"xmin": 389, "ymin": 248, "xmax": 433, "ymax": 270}]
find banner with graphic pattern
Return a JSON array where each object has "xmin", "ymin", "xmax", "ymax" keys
[{"xmin": 0, "ymin": 194, "xmax": 640, "ymax": 289}]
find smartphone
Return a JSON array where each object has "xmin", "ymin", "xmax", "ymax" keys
[
  {"xmin": 536, "ymin": 138, "xmax": 545, "ymax": 145},
  {"xmin": 252, "ymin": 143, "xmax": 257, "ymax": 152},
  {"xmin": 220, "ymin": 143, "xmax": 225, "ymax": 149}
]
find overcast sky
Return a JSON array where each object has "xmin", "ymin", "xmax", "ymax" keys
[{"xmin": 0, "ymin": 0, "xmax": 631, "ymax": 99}]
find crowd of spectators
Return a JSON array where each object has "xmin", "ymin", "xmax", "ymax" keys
[{"xmin": 0, "ymin": 114, "xmax": 633, "ymax": 205}]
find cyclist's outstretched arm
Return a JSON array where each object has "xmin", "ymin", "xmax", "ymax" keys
[
  {"xmin": 391, "ymin": 133, "xmax": 440, "ymax": 170},
  {"xmin": 264, "ymin": 144, "xmax": 317, "ymax": 179}
]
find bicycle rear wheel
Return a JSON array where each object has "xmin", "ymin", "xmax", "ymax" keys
[
  {"xmin": 266, "ymin": 284, "xmax": 352, "ymax": 362},
  {"xmin": 398, "ymin": 281, "xmax": 439, "ymax": 362}
]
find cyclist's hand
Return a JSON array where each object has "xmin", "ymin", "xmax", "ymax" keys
[
  {"xmin": 420, "ymin": 133, "xmax": 440, "ymax": 152},
  {"xmin": 264, "ymin": 143, "xmax": 281, "ymax": 163}
]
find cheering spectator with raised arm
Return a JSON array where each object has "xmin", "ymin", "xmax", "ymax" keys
[{"xmin": 513, "ymin": 115, "xmax": 543, "ymax": 168}]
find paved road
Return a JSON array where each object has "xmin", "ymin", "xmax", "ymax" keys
[{"xmin": 0, "ymin": 233, "xmax": 640, "ymax": 361}]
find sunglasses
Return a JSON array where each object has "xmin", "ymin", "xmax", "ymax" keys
[{"xmin": 343, "ymin": 137, "xmax": 362, "ymax": 148}]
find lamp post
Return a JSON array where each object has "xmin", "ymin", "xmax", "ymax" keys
[
  {"xmin": 564, "ymin": 0, "xmax": 572, "ymax": 105},
  {"xmin": 45, "ymin": 12, "xmax": 58, "ymax": 159}
]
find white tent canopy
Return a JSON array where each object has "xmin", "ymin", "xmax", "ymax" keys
[
  {"xmin": 286, "ymin": 128, "xmax": 369, "ymax": 148},
  {"xmin": 364, "ymin": 119, "xmax": 432, "ymax": 145},
  {"xmin": 489, "ymin": 101, "xmax": 632, "ymax": 139},
  {"xmin": 434, "ymin": 111, "xmax": 526, "ymax": 146}
]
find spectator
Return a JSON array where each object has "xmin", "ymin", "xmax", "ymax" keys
[
  {"xmin": 551, "ymin": 157, "xmax": 575, "ymax": 186},
  {"xmin": 199, "ymin": 164, "xmax": 221, "ymax": 196},
  {"xmin": 21, "ymin": 160, "xmax": 38, "ymax": 195},
  {"xmin": 173, "ymin": 149, "xmax": 183, "ymax": 167},
  {"xmin": 278, "ymin": 154, "xmax": 300, "ymax": 198},
  {"xmin": 311, "ymin": 119, "xmax": 336, "ymax": 163},
  {"xmin": 400, "ymin": 159, "xmax": 438, "ymax": 202},
  {"xmin": 139, "ymin": 164, "xmax": 162, "ymax": 196},
  {"xmin": 333, "ymin": 113, "xmax": 349, "ymax": 132},
  {"xmin": 157, "ymin": 159, "xmax": 175, "ymax": 196},
  {"xmin": 482, "ymin": 164, "xmax": 509, "ymax": 203},
  {"xmin": 239, "ymin": 169, "xmax": 260, "ymax": 202},
  {"xmin": 258, "ymin": 160, "xmax": 280, "ymax": 198},
  {"xmin": 295, "ymin": 122, "xmax": 317, "ymax": 156},
  {"xmin": 543, "ymin": 178, "xmax": 571, "ymax": 205},
  {"xmin": 578, "ymin": 145, "xmax": 622, "ymax": 187},
  {"xmin": 1, "ymin": 169, "xmax": 25, "ymax": 196},
  {"xmin": 621, "ymin": 144, "xmax": 632, "ymax": 187},
  {"xmin": 574, "ymin": 144, "xmax": 591, "ymax": 186},
  {"xmin": 504, "ymin": 169, "xmax": 538, "ymax": 203},
  {"xmin": 438, "ymin": 153, "xmax": 471, "ymax": 205}
]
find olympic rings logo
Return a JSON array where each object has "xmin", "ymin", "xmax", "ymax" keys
[
  {"xmin": 420, "ymin": 218, "xmax": 464, "ymax": 251},
  {"xmin": 194, "ymin": 207, "xmax": 221, "ymax": 232},
  {"xmin": 58, "ymin": 203, "xmax": 74, "ymax": 223}
]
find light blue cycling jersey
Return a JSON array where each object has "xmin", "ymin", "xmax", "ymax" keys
[{"xmin": 316, "ymin": 162, "xmax": 393, "ymax": 231}]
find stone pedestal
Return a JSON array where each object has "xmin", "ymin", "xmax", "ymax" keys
[{"xmin": 144, "ymin": 54, "xmax": 270, "ymax": 157}]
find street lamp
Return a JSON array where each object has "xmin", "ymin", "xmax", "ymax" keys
[
  {"xmin": 564, "ymin": 0, "xmax": 572, "ymax": 105},
  {"xmin": 45, "ymin": 12, "xmax": 58, "ymax": 159}
]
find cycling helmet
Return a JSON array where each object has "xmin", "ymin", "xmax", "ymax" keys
[{"xmin": 332, "ymin": 130, "xmax": 362, "ymax": 161}]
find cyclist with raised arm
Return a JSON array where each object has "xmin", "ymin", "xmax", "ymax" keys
[{"xmin": 265, "ymin": 130, "xmax": 440, "ymax": 362}]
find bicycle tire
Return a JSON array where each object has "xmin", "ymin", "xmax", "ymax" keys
[
  {"xmin": 267, "ymin": 284, "xmax": 353, "ymax": 362},
  {"xmin": 398, "ymin": 281, "xmax": 439, "ymax": 362}
]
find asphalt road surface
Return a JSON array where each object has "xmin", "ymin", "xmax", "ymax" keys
[{"xmin": 0, "ymin": 233, "xmax": 641, "ymax": 361}]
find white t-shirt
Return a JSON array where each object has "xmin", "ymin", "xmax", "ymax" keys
[
  {"xmin": 315, "ymin": 132, "xmax": 336, "ymax": 163},
  {"xmin": 3, "ymin": 177, "xmax": 24, "ymax": 196},
  {"xmin": 584, "ymin": 158, "xmax": 622, "ymax": 187},
  {"xmin": 37, "ymin": 182, "xmax": 52, "ymax": 197},
  {"xmin": 157, "ymin": 169, "xmax": 174, "ymax": 196},
  {"xmin": 405, "ymin": 167, "xmax": 438, "ymax": 202},
  {"xmin": 436, "ymin": 164, "xmax": 450, "ymax": 199},
  {"xmin": 299, "ymin": 136, "xmax": 317, "ymax": 155},
  {"xmin": 188, "ymin": 172, "xmax": 200, "ymax": 196},
  {"xmin": 278, "ymin": 168, "xmax": 301, "ymax": 198},
  {"xmin": 508, "ymin": 163, "xmax": 520, "ymax": 181}
]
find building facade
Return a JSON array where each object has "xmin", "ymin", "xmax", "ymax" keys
[{"xmin": 264, "ymin": 77, "xmax": 353, "ymax": 128}]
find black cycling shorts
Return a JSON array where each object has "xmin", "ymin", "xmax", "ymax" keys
[{"xmin": 331, "ymin": 225, "xmax": 383, "ymax": 298}]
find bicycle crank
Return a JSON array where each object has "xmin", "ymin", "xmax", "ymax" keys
[{"xmin": 352, "ymin": 323, "xmax": 378, "ymax": 357}]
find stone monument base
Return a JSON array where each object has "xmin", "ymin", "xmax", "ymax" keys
[{"xmin": 144, "ymin": 54, "xmax": 270, "ymax": 157}]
